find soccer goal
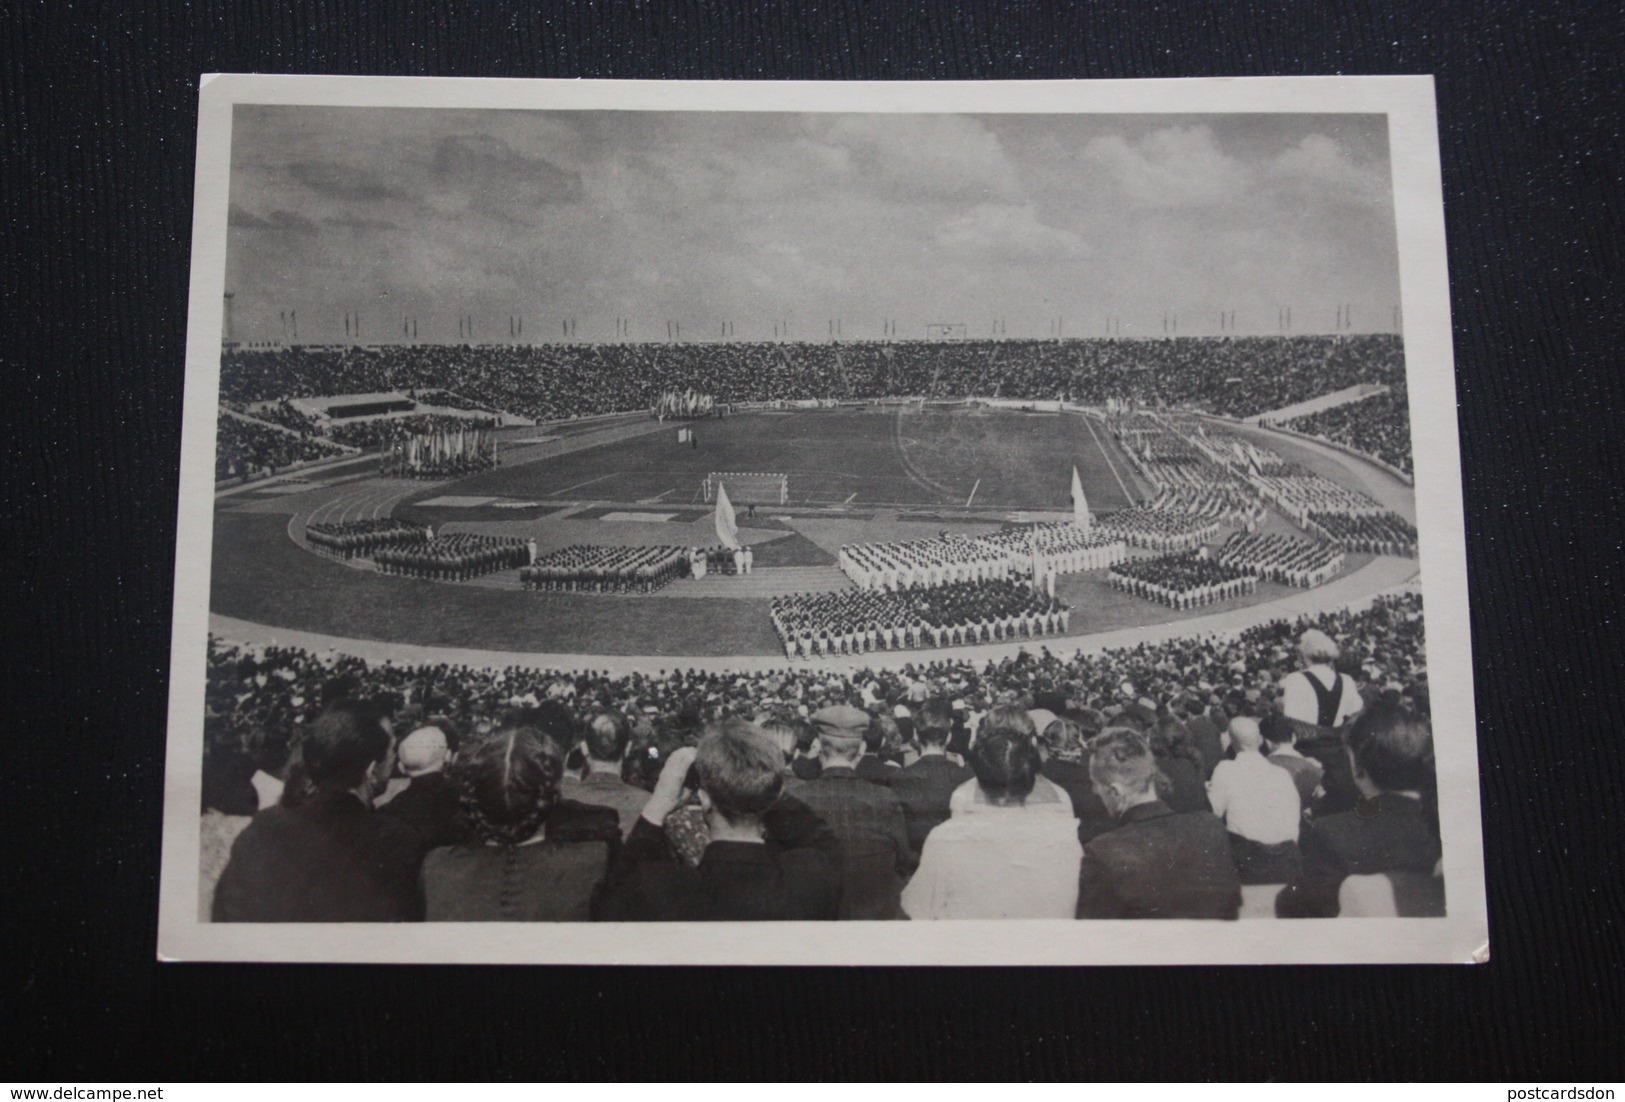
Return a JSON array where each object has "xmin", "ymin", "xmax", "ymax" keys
[{"xmin": 702, "ymin": 471, "xmax": 789, "ymax": 505}]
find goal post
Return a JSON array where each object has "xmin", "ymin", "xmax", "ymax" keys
[{"xmin": 702, "ymin": 471, "xmax": 789, "ymax": 505}]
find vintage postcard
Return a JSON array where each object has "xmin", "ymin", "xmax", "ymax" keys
[{"xmin": 159, "ymin": 75, "xmax": 1485, "ymax": 963}]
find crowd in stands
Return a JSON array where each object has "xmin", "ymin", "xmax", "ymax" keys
[
  {"xmin": 215, "ymin": 414, "xmax": 348, "ymax": 482},
  {"xmin": 1109, "ymin": 554, "xmax": 1258, "ymax": 609},
  {"xmin": 235, "ymin": 399, "xmax": 325, "ymax": 436},
  {"xmin": 521, "ymin": 545, "xmax": 690, "ymax": 594},
  {"xmin": 219, "ymin": 334, "xmax": 1406, "ymax": 425},
  {"xmin": 771, "ymin": 579, "xmax": 1071, "ymax": 658},
  {"xmin": 1276, "ymin": 387, "xmax": 1413, "ymax": 476},
  {"xmin": 1306, "ymin": 513, "xmax": 1419, "ymax": 558},
  {"xmin": 415, "ymin": 389, "xmax": 499, "ymax": 416},
  {"xmin": 1095, "ymin": 507, "xmax": 1222, "ymax": 552},
  {"xmin": 200, "ymin": 590, "xmax": 1437, "ymax": 923},
  {"xmin": 305, "ymin": 518, "xmax": 429, "ymax": 561},
  {"xmin": 373, "ymin": 533, "xmax": 530, "ymax": 580},
  {"xmin": 327, "ymin": 412, "xmax": 498, "ymax": 452},
  {"xmin": 1215, "ymin": 531, "xmax": 1346, "ymax": 588}
]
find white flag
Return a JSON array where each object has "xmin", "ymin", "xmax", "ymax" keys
[
  {"xmin": 1071, "ymin": 466, "xmax": 1091, "ymax": 535},
  {"xmin": 715, "ymin": 481, "xmax": 741, "ymax": 549}
]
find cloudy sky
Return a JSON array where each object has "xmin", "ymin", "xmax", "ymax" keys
[{"xmin": 226, "ymin": 106, "xmax": 1399, "ymax": 344}]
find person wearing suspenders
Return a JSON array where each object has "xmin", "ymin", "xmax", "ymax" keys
[{"xmin": 1279, "ymin": 629, "xmax": 1364, "ymax": 816}]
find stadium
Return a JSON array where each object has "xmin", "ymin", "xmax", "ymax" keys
[{"xmin": 210, "ymin": 335, "xmax": 1418, "ymax": 665}]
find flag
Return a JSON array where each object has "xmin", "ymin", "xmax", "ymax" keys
[
  {"xmin": 1071, "ymin": 466, "xmax": 1091, "ymax": 535},
  {"xmin": 715, "ymin": 482, "xmax": 741, "ymax": 549}
]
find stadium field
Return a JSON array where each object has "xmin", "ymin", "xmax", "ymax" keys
[{"xmin": 405, "ymin": 407, "xmax": 1144, "ymax": 512}]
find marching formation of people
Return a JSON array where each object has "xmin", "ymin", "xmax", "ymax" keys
[
  {"xmin": 839, "ymin": 534, "xmax": 1017, "ymax": 592},
  {"xmin": 1305, "ymin": 512, "xmax": 1419, "ymax": 558},
  {"xmin": 201, "ymin": 591, "xmax": 1437, "ymax": 923},
  {"xmin": 652, "ymin": 389, "xmax": 717, "ymax": 420},
  {"xmin": 1095, "ymin": 506, "xmax": 1222, "ymax": 552},
  {"xmin": 328, "ymin": 412, "xmax": 498, "ymax": 452},
  {"xmin": 690, "ymin": 544, "xmax": 755, "ymax": 577},
  {"xmin": 520, "ymin": 545, "xmax": 690, "ymax": 594},
  {"xmin": 1215, "ymin": 531, "xmax": 1346, "ymax": 588},
  {"xmin": 771, "ymin": 578, "xmax": 1071, "ymax": 658},
  {"xmin": 1251, "ymin": 472, "xmax": 1390, "ymax": 526},
  {"xmin": 373, "ymin": 533, "xmax": 530, "ymax": 581},
  {"xmin": 1108, "ymin": 553, "xmax": 1258, "ymax": 609},
  {"xmin": 304, "ymin": 518, "xmax": 428, "ymax": 561}
]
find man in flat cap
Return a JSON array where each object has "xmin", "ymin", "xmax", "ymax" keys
[{"xmin": 790, "ymin": 704, "xmax": 915, "ymax": 919}]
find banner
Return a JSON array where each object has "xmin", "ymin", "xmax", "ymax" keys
[
  {"xmin": 1072, "ymin": 466, "xmax": 1092, "ymax": 534},
  {"xmin": 714, "ymin": 482, "xmax": 741, "ymax": 549}
]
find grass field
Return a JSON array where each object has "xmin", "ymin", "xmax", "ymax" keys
[{"xmin": 406, "ymin": 407, "xmax": 1141, "ymax": 512}]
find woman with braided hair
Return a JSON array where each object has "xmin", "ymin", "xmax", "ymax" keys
[{"xmin": 420, "ymin": 723, "xmax": 621, "ymax": 921}]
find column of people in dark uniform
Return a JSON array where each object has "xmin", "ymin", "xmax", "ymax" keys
[
  {"xmin": 305, "ymin": 518, "xmax": 429, "ymax": 560},
  {"xmin": 771, "ymin": 578, "xmax": 1070, "ymax": 658},
  {"xmin": 374, "ymin": 532, "xmax": 530, "ymax": 580},
  {"xmin": 202, "ymin": 606, "xmax": 1439, "ymax": 923},
  {"xmin": 1108, "ymin": 553, "xmax": 1258, "ymax": 609},
  {"xmin": 520, "ymin": 545, "xmax": 691, "ymax": 594},
  {"xmin": 1215, "ymin": 531, "xmax": 1346, "ymax": 588}
]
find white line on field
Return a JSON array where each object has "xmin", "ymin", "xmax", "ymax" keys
[
  {"xmin": 550, "ymin": 472, "xmax": 615, "ymax": 496},
  {"xmin": 965, "ymin": 479, "xmax": 981, "ymax": 507},
  {"xmin": 844, "ymin": 492, "xmax": 858, "ymax": 504},
  {"xmin": 1082, "ymin": 414, "xmax": 1135, "ymax": 505}
]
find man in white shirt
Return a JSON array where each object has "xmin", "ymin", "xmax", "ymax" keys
[
  {"xmin": 1207, "ymin": 717, "xmax": 1303, "ymax": 885},
  {"xmin": 1279, "ymin": 628, "xmax": 1363, "ymax": 728}
]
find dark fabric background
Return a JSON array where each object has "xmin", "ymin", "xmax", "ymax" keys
[{"xmin": 3, "ymin": 0, "xmax": 1621, "ymax": 1082}]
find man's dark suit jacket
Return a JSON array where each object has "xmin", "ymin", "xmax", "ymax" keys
[
  {"xmin": 1075, "ymin": 800, "xmax": 1241, "ymax": 920},
  {"xmin": 854, "ymin": 754, "xmax": 901, "ymax": 786},
  {"xmin": 379, "ymin": 771, "xmax": 470, "ymax": 851},
  {"xmin": 213, "ymin": 791, "xmax": 425, "ymax": 922},
  {"xmin": 594, "ymin": 794, "xmax": 839, "ymax": 921},
  {"xmin": 1275, "ymin": 792, "xmax": 1442, "ymax": 917},
  {"xmin": 789, "ymin": 766, "xmax": 916, "ymax": 919},
  {"xmin": 1040, "ymin": 757, "xmax": 1117, "ymax": 843},
  {"xmin": 1288, "ymin": 721, "xmax": 1361, "ymax": 817},
  {"xmin": 1185, "ymin": 714, "xmax": 1225, "ymax": 779},
  {"xmin": 891, "ymin": 754, "xmax": 973, "ymax": 854}
]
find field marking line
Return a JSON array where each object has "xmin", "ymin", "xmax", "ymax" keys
[
  {"xmin": 844, "ymin": 492, "xmax": 858, "ymax": 504},
  {"xmin": 965, "ymin": 478, "xmax": 981, "ymax": 508},
  {"xmin": 646, "ymin": 488, "xmax": 675, "ymax": 502},
  {"xmin": 549, "ymin": 472, "xmax": 616, "ymax": 497},
  {"xmin": 1081, "ymin": 413, "xmax": 1135, "ymax": 506}
]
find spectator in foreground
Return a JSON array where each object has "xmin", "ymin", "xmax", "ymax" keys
[
  {"xmin": 1207, "ymin": 717, "xmax": 1303, "ymax": 887},
  {"xmin": 790, "ymin": 705, "xmax": 916, "ymax": 919},
  {"xmin": 596, "ymin": 722, "xmax": 840, "ymax": 921},
  {"xmin": 1039, "ymin": 716, "xmax": 1116, "ymax": 842},
  {"xmin": 1076, "ymin": 729, "xmax": 1241, "ymax": 920},
  {"xmin": 380, "ymin": 724, "xmax": 468, "ymax": 851},
  {"xmin": 889, "ymin": 699, "xmax": 974, "ymax": 855},
  {"xmin": 421, "ymin": 726, "xmax": 621, "ymax": 921},
  {"xmin": 1260, "ymin": 712, "xmax": 1325, "ymax": 811},
  {"xmin": 1276, "ymin": 704, "xmax": 1443, "ymax": 918},
  {"xmin": 560, "ymin": 711, "xmax": 649, "ymax": 836},
  {"xmin": 903, "ymin": 730, "xmax": 1083, "ymax": 919},
  {"xmin": 213, "ymin": 700, "xmax": 424, "ymax": 922}
]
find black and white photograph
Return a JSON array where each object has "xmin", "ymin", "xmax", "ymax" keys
[{"xmin": 158, "ymin": 75, "xmax": 1485, "ymax": 964}]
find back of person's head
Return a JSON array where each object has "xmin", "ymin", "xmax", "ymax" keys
[
  {"xmin": 1040, "ymin": 717, "xmax": 1087, "ymax": 764},
  {"xmin": 289, "ymin": 699, "xmax": 393, "ymax": 801},
  {"xmin": 1259, "ymin": 712, "xmax": 1296, "ymax": 751},
  {"xmin": 695, "ymin": 719, "xmax": 785, "ymax": 824},
  {"xmin": 1088, "ymin": 728, "xmax": 1159, "ymax": 797},
  {"xmin": 583, "ymin": 711, "xmax": 632, "ymax": 764},
  {"xmin": 970, "ymin": 731, "xmax": 1042, "ymax": 805},
  {"xmin": 1298, "ymin": 628, "xmax": 1341, "ymax": 665},
  {"xmin": 398, "ymin": 725, "xmax": 449, "ymax": 777},
  {"xmin": 1346, "ymin": 703, "xmax": 1435, "ymax": 793},
  {"xmin": 451, "ymin": 725, "xmax": 563, "ymax": 846},
  {"xmin": 868, "ymin": 713, "xmax": 903, "ymax": 758},
  {"xmin": 915, "ymin": 699, "xmax": 954, "ymax": 748},
  {"xmin": 978, "ymin": 703, "xmax": 1037, "ymax": 744},
  {"xmin": 756, "ymin": 715, "xmax": 799, "ymax": 766},
  {"xmin": 1226, "ymin": 716, "xmax": 1264, "ymax": 753}
]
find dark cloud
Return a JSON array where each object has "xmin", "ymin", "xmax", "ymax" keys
[
  {"xmin": 432, "ymin": 133, "xmax": 583, "ymax": 217},
  {"xmin": 289, "ymin": 161, "xmax": 406, "ymax": 202},
  {"xmin": 322, "ymin": 213, "xmax": 401, "ymax": 232},
  {"xmin": 229, "ymin": 203, "xmax": 318, "ymax": 235}
]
